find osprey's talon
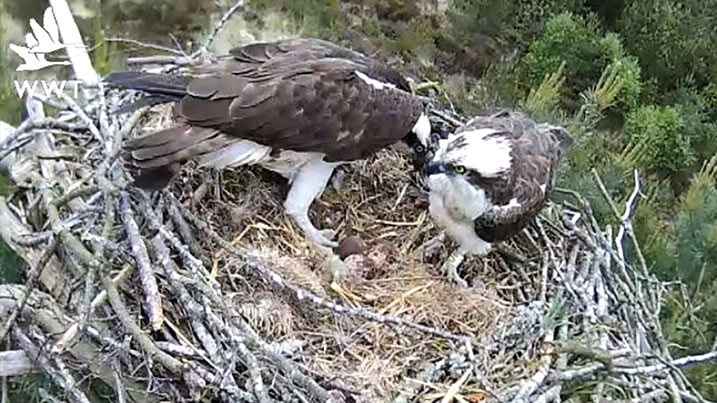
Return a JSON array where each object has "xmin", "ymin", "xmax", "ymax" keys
[
  {"xmin": 319, "ymin": 228, "xmax": 338, "ymax": 243},
  {"xmin": 442, "ymin": 250, "xmax": 468, "ymax": 287},
  {"xmin": 306, "ymin": 228, "xmax": 339, "ymax": 255}
]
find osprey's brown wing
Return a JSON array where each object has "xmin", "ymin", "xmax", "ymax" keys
[
  {"xmin": 464, "ymin": 113, "xmax": 569, "ymax": 242},
  {"xmin": 113, "ymin": 40, "xmax": 423, "ymax": 189},
  {"xmin": 171, "ymin": 58, "xmax": 423, "ymax": 161},
  {"xmin": 210, "ymin": 38, "xmax": 412, "ymax": 91}
]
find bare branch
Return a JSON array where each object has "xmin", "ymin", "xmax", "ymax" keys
[
  {"xmin": 120, "ymin": 192, "xmax": 164, "ymax": 330},
  {"xmin": 194, "ymin": 0, "xmax": 245, "ymax": 58}
]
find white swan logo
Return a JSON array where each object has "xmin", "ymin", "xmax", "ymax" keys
[{"xmin": 8, "ymin": 7, "xmax": 83, "ymax": 72}]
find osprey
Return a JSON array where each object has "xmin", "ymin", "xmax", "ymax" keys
[
  {"xmin": 424, "ymin": 111, "xmax": 572, "ymax": 285},
  {"xmin": 106, "ymin": 38, "xmax": 431, "ymax": 255}
]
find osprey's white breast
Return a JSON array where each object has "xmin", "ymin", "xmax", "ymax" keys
[
  {"xmin": 427, "ymin": 179, "xmax": 491, "ymax": 256},
  {"xmin": 427, "ymin": 173, "xmax": 491, "ymax": 222}
]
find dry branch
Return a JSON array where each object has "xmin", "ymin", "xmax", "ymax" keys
[
  {"xmin": 0, "ymin": 236, "xmax": 57, "ymax": 341},
  {"xmin": 119, "ymin": 192, "xmax": 164, "ymax": 330},
  {"xmin": 49, "ymin": 0, "xmax": 98, "ymax": 83},
  {"xmin": 193, "ymin": 0, "xmax": 245, "ymax": 58},
  {"xmin": 0, "ymin": 350, "xmax": 37, "ymax": 377},
  {"xmin": 12, "ymin": 327, "xmax": 90, "ymax": 403}
]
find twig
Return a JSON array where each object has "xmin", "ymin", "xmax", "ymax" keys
[
  {"xmin": 614, "ymin": 351, "xmax": 717, "ymax": 376},
  {"xmin": 57, "ymin": 92, "xmax": 103, "ymax": 144},
  {"xmin": 0, "ymin": 237, "xmax": 57, "ymax": 341},
  {"xmin": 78, "ymin": 191, "xmax": 117, "ymax": 333},
  {"xmin": 193, "ymin": 0, "xmax": 245, "ymax": 58},
  {"xmin": 120, "ymin": 192, "xmax": 164, "ymax": 330},
  {"xmin": 12, "ymin": 327, "xmax": 90, "ymax": 403},
  {"xmin": 51, "ymin": 185, "xmax": 100, "ymax": 207},
  {"xmin": 106, "ymin": 38, "xmax": 187, "ymax": 56},
  {"xmin": 534, "ymin": 384, "xmax": 561, "ymax": 403},
  {"xmin": 90, "ymin": 264, "xmax": 134, "ymax": 309},
  {"xmin": 126, "ymin": 55, "xmax": 195, "ymax": 66},
  {"xmin": 440, "ymin": 365, "xmax": 472, "ymax": 403},
  {"xmin": 101, "ymin": 275, "xmax": 204, "ymax": 386},
  {"xmin": 166, "ymin": 200, "xmax": 207, "ymax": 265},
  {"xmin": 510, "ymin": 332, "xmax": 555, "ymax": 402},
  {"xmin": 156, "ymin": 342, "xmax": 201, "ymax": 357},
  {"xmin": 551, "ymin": 350, "xmax": 717, "ymax": 381},
  {"xmin": 430, "ymin": 109, "xmax": 465, "ymax": 127},
  {"xmin": 149, "ymin": 235, "xmax": 222, "ymax": 365},
  {"xmin": 621, "ymin": 171, "xmax": 649, "ymax": 277}
]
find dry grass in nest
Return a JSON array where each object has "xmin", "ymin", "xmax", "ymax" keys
[{"xmin": 167, "ymin": 144, "xmax": 513, "ymax": 398}]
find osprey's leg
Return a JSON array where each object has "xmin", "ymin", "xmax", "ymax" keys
[
  {"xmin": 442, "ymin": 239, "xmax": 492, "ymax": 287},
  {"xmin": 441, "ymin": 249, "xmax": 467, "ymax": 287},
  {"xmin": 284, "ymin": 157, "xmax": 339, "ymax": 254}
]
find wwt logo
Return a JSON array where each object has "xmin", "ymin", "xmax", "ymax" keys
[
  {"xmin": 13, "ymin": 79, "xmax": 82, "ymax": 99},
  {"xmin": 8, "ymin": 7, "xmax": 86, "ymax": 99}
]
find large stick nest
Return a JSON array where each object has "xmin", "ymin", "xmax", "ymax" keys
[{"xmin": 0, "ymin": 60, "xmax": 713, "ymax": 403}]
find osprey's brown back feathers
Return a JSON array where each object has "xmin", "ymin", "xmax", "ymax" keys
[{"xmin": 106, "ymin": 38, "xmax": 424, "ymax": 189}]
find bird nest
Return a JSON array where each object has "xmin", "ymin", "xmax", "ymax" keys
[{"xmin": 0, "ymin": 86, "xmax": 711, "ymax": 403}]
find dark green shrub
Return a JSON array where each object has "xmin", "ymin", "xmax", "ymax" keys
[
  {"xmin": 521, "ymin": 13, "xmax": 603, "ymax": 92},
  {"xmin": 599, "ymin": 33, "xmax": 641, "ymax": 113},
  {"xmin": 449, "ymin": 0, "xmax": 587, "ymax": 46},
  {"xmin": 520, "ymin": 12, "xmax": 642, "ymax": 113},
  {"xmin": 620, "ymin": 0, "xmax": 717, "ymax": 93},
  {"xmin": 101, "ymin": 0, "xmax": 216, "ymax": 44},
  {"xmin": 248, "ymin": 0, "xmax": 343, "ymax": 39},
  {"xmin": 623, "ymin": 105, "xmax": 694, "ymax": 174},
  {"xmin": 670, "ymin": 88, "xmax": 717, "ymax": 164}
]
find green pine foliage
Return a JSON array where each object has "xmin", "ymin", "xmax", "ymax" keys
[
  {"xmin": 656, "ymin": 157, "xmax": 717, "ymax": 286},
  {"xmin": 620, "ymin": 0, "xmax": 717, "ymax": 94},
  {"xmin": 656, "ymin": 157, "xmax": 717, "ymax": 397},
  {"xmin": 519, "ymin": 12, "xmax": 641, "ymax": 113},
  {"xmin": 520, "ymin": 13, "xmax": 603, "ymax": 99},
  {"xmin": 598, "ymin": 33, "xmax": 641, "ymax": 113},
  {"xmin": 623, "ymin": 105, "xmax": 693, "ymax": 174}
]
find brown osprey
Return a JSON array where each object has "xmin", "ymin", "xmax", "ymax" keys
[
  {"xmin": 106, "ymin": 38, "xmax": 430, "ymax": 255},
  {"xmin": 424, "ymin": 111, "xmax": 572, "ymax": 285}
]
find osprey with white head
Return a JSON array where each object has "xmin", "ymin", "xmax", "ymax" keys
[{"xmin": 424, "ymin": 111, "xmax": 572, "ymax": 285}]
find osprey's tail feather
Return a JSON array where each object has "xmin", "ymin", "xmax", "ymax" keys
[
  {"xmin": 123, "ymin": 125, "xmax": 235, "ymax": 190},
  {"xmin": 105, "ymin": 72, "xmax": 190, "ymax": 97},
  {"xmin": 104, "ymin": 72, "xmax": 192, "ymax": 112}
]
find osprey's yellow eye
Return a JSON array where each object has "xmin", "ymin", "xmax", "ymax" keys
[
  {"xmin": 453, "ymin": 165, "xmax": 466, "ymax": 174},
  {"xmin": 414, "ymin": 144, "xmax": 426, "ymax": 154}
]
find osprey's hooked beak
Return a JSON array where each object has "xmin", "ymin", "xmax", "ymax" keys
[{"xmin": 424, "ymin": 161, "xmax": 448, "ymax": 177}]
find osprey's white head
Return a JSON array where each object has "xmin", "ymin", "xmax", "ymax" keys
[
  {"xmin": 424, "ymin": 129, "xmax": 513, "ymax": 220},
  {"xmin": 430, "ymin": 128, "xmax": 513, "ymax": 177}
]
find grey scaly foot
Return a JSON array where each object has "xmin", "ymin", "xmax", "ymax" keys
[{"xmin": 441, "ymin": 250, "xmax": 468, "ymax": 287}]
